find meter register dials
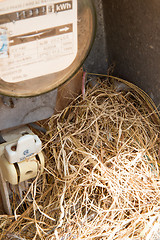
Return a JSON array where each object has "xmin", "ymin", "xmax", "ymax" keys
[{"xmin": 0, "ymin": 0, "xmax": 96, "ymax": 97}]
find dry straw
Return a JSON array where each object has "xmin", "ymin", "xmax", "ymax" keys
[{"xmin": 0, "ymin": 75, "xmax": 160, "ymax": 240}]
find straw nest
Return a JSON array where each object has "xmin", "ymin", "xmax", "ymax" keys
[{"xmin": 1, "ymin": 76, "xmax": 160, "ymax": 240}]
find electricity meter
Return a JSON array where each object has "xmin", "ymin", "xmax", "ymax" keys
[
  {"xmin": 0, "ymin": 0, "xmax": 96, "ymax": 214},
  {"xmin": 0, "ymin": 0, "xmax": 96, "ymax": 97}
]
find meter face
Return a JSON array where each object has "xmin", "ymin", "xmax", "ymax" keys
[{"xmin": 0, "ymin": 0, "xmax": 78, "ymax": 83}]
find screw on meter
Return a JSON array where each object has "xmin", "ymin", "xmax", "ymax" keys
[{"xmin": 0, "ymin": 0, "xmax": 77, "ymax": 83}]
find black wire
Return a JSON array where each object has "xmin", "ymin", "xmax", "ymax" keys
[
  {"xmin": 28, "ymin": 123, "xmax": 47, "ymax": 134},
  {"xmin": 0, "ymin": 134, "xmax": 6, "ymax": 144}
]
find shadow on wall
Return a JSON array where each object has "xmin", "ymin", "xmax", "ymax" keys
[
  {"xmin": 102, "ymin": 0, "xmax": 160, "ymax": 107},
  {"xmin": 84, "ymin": 0, "xmax": 108, "ymax": 75}
]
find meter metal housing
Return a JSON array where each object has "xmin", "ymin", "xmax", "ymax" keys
[{"xmin": 0, "ymin": 0, "xmax": 97, "ymax": 131}]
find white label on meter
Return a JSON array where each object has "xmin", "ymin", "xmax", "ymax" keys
[{"xmin": 0, "ymin": 0, "xmax": 77, "ymax": 83}]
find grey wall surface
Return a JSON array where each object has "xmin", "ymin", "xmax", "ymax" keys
[{"xmin": 103, "ymin": 0, "xmax": 160, "ymax": 107}]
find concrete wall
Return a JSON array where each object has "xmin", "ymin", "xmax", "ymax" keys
[{"xmin": 103, "ymin": 0, "xmax": 160, "ymax": 107}]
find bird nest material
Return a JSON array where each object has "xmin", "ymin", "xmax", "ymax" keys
[{"xmin": 1, "ymin": 75, "xmax": 160, "ymax": 240}]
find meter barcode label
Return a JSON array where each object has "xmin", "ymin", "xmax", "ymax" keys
[{"xmin": 0, "ymin": 28, "xmax": 8, "ymax": 58}]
